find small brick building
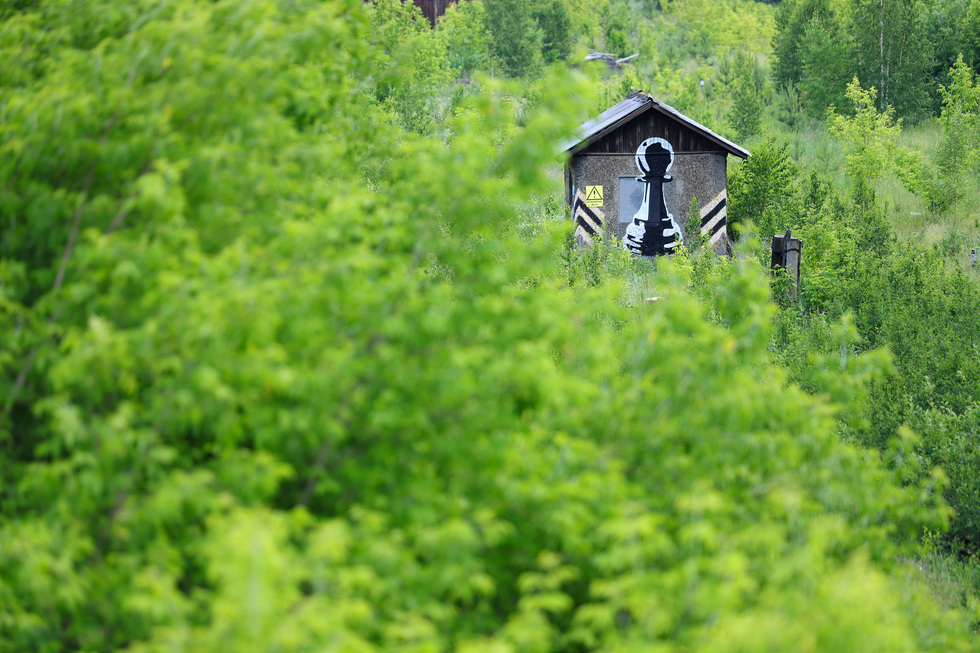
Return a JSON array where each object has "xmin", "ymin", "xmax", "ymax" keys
[{"xmin": 560, "ymin": 92, "xmax": 750, "ymax": 255}]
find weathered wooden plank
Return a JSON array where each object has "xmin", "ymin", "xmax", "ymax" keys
[{"xmin": 581, "ymin": 106, "xmax": 724, "ymax": 155}]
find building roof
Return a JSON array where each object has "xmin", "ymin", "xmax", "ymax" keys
[{"xmin": 558, "ymin": 92, "xmax": 750, "ymax": 159}]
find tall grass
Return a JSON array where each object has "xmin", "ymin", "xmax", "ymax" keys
[
  {"xmin": 754, "ymin": 117, "xmax": 980, "ymax": 270},
  {"xmin": 907, "ymin": 540, "xmax": 980, "ymax": 635}
]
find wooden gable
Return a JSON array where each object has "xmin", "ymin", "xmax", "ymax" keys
[{"xmin": 580, "ymin": 105, "xmax": 725, "ymax": 155}]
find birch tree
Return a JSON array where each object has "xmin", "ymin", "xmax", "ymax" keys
[{"xmin": 850, "ymin": 0, "xmax": 932, "ymax": 118}]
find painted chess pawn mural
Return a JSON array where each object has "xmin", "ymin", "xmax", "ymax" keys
[{"xmin": 623, "ymin": 137, "xmax": 684, "ymax": 256}]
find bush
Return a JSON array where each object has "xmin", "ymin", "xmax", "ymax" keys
[
  {"xmin": 767, "ymin": 176, "xmax": 980, "ymax": 554},
  {"xmin": 727, "ymin": 138, "xmax": 800, "ymax": 239},
  {"xmin": 1, "ymin": 2, "xmax": 975, "ymax": 651}
]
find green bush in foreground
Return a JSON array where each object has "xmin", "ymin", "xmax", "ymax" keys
[
  {"xmin": 1, "ymin": 1, "xmax": 976, "ymax": 651},
  {"xmin": 731, "ymin": 134, "xmax": 980, "ymax": 556}
]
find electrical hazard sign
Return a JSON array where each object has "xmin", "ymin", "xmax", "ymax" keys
[{"xmin": 585, "ymin": 185, "xmax": 603, "ymax": 207}]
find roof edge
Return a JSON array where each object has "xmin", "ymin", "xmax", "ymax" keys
[
  {"xmin": 568, "ymin": 96, "xmax": 654, "ymax": 157},
  {"xmin": 648, "ymin": 97, "xmax": 750, "ymax": 159},
  {"xmin": 559, "ymin": 92, "xmax": 750, "ymax": 159},
  {"xmin": 556, "ymin": 93, "xmax": 652, "ymax": 156}
]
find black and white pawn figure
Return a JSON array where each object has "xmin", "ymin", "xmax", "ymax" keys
[{"xmin": 623, "ymin": 137, "xmax": 684, "ymax": 256}]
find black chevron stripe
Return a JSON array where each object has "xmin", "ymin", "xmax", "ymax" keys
[
  {"xmin": 574, "ymin": 198, "xmax": 603, "ymax": 227},
  {"xmin": 700, "ymin": 198, "xmax": 727, "ymax": 227},
  {"xmin": 576, "ymin": 214, "xmax": 599, "ymax": 236},
  {"xmin": 708, "ymin": 215, "xmax": 726, "ymax": 236}
]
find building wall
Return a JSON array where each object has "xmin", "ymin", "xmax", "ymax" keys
[{"xmin": 569, "ymin": 151, "xmax": 730, "ymax": 254}]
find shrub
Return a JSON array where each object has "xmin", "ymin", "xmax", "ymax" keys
[{"xmin": 1, "ymin": 2, "xmax": 975, "ymax": 652}]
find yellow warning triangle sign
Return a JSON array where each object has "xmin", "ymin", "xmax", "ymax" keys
[{"xmin": 586, "ymin": 186, "xmax": 602, "ymax": 201}]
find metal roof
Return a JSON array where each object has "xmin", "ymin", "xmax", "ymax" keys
[{"xmin": 558, "ymin": 92, "xmax": 750, "ymax": 159}]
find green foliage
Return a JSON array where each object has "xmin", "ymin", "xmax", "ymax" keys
[
  {"xmin": 2, "ymin": 1, "xmax": 979, "ymax": 652},
  {"xmin": 437, "ymin": 0, "xmax": 573, "ymax": 79},
  {"xmin": 728, "ymin": 70, "xmax": 764, "ymax": 142},
  {"xmin": 651, "ymin": 66, "xmax": 714, "ymax": 124},
  {"xmin": 625, "ymin": 0, "xmax": 779, "ymax": 138},
  {"xmin": 894, "ymin": 147, "xmax": 961, "ymax": 215},
  {"xmin": 484, "ymin": 0, "xmax": 543, "ymax": 78},
  {"xmin": 922, "ymin": 0, "xmax": 978, "ymax": 112},
  {"xmin": 772, "ymin": 0, "xmax": 837, "ymax": 86},
  {"xmin": 533, "ymin": 0, "xmax": 573, "ymax": 63},
  {"xmin": 591, "ymin": 68, "xmax": 646, "ymax": 116},
  {"xmin": 561, "ymin": 231, "xmax": 639, "ymax": 289},
  {"xmin": 762, "ymin": 169, "xmax": 980, "ymax": 555},
  {"xmin": 437, "ymin": 0, "xmax": 494, "ymax": 77},
  {"xmin": 564, "ymin": 0, "xmax": 980, "ymax": 623},
  {"xmin": 855, "ymin": 250, "xmax": 980, "ymax": 552},
  {"xmin": 968, "ymin": 0, "xmax": 980, "ymax": 67},
  {"xmin": 772, "ymin": 81, "xmax": 808, "ymax": 128},
  {"xmin": 659, "ymin": 0, "xmax": 776, "ymax": 63},
  {"xmin": 603, "ymin": 0, "xmax": 631, "ymax": 56},
  {"xmin": 775, "ymin": 0, "xmax": 939, "ymax": 120},
  {"xmin": 909, "ymin": 405, "xmax": 980, "ymax": 548},
  {"xmin": 728, "ymin": 138, "xmax": 800, "ymax": 238},
  {"xmin": 718, "ymin": 47, "xmax": 770, "ymax": 99},
  {"xmin": 368, "ymin": 0, "xmax": 453, "ymax": 133},
  {"xmin": 937, "ymin": 55, "xmax": 980, "ymax": 179},
  {"xmin": 563, "ymin": 0, "xmax": 613, "ymax": 47},
  {"xmin": 798, "ymin": 15, "xmax": 854, "ymax": 118},
  {"xmin": 850, "ymin": 0, "xmax": 933, "ymax": 119},
  {"xmin": 913, "ymin": 533, "xmax": 980, "ymax": 628},
  {"xmin": 829, "ymin": 78, "xmax": 903, "ymax": 188}
]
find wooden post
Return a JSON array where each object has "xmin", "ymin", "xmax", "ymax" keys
[{"xmin": 771, "ymin": 229, "xmax": 802, "ymax": 302}]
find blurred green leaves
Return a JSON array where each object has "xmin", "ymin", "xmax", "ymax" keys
[{"xmin": 0, "ymin": 1, "xmax": 976, "ymax": 652}]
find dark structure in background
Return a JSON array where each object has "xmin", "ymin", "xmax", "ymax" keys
[
  {"xmin": 559, "ymin": 92, "xmax": 750, "ymax": 255},
  {"xmin": 413, "ymin": 0, "xmax": 455, "ymax": 27},
  {"xmin": 365, "ymin": 1, "xmax": 455, "ymax": 27},
  {"xmin": 771, "ymin": 230, "xmax": 802, "ymax": 302},
  {"xmin": 585, "ymin": 49, "xmax": 640, "ymax": 70}
]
